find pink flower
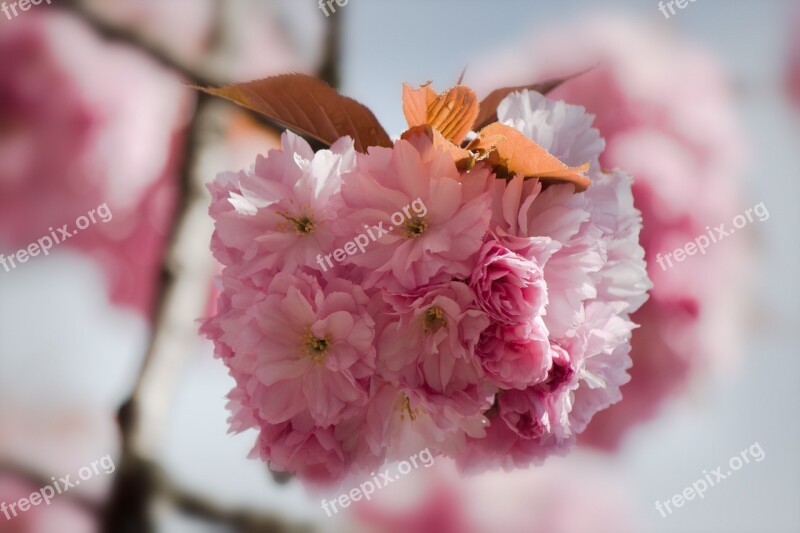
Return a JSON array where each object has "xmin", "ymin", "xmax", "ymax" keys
[
  {"xmin": 252, "ymin": 413, "xmax": 350, "ymax": 484},
  {"xmin": 378, "ymin": 282, "xmax": 491, "ymax": 415},
  {"xmin": 208, "ymin": 132, "xmax": 356, "ymax": 283},
  {"xmin": 210, "ymin": 272, "xmax": 376, "ymax": 428},
  {"xmin": 477, "ymin": 321, "xmax": 551, "ymax": 390},
  {"xmin": 364, "ymin": 382, "xmax": 483, "ymax": 462},
  {"xmin": 458, "ymin": 343, "xmax": 575, "ymax": 470},
  {"xmin": 499, "ymin": 388, "xmax": 559, "ymax": 443},
  {"xmin": 336, "ymin": 136, "xmax": 494, "ymax": 290},
  {"xmin": 468, "ymin": 238, "xmax": 548, "ymax": 325}
]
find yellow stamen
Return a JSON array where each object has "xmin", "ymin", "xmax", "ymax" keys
[
  {"xmin": 423, "ymin": 306, "xmax": 447, "ymax": 333},
  {"xmin": 300, "ymin": 329, "xmax": 330, "ymax": 363}
]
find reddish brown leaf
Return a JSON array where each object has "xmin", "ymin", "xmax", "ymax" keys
[
  {"xmin": 474, "ymin": 68, "xmax": 595, "ymax": 130},
  {"xmin": 478, "ymin": 123, "xmax": 591, "ymax": 192},
  {"xmin": 197, "ymin": 74, "xmax": 392, "ymax": 153},
  {"xmin": 402, "ymin": 84, "xmax": 479, "ymax": 145}
]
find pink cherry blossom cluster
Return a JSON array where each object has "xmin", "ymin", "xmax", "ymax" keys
[{"xmin": 202, "ymin": 90, "xmax": 651, "ymax": 483}]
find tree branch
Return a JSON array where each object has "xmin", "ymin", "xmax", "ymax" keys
[
  {"xmin": 319, "ymin": 9, "xmax": 343, "ymax": 89},
  {"xmin": 38, "ymin": 2, "xmax": 341, "ymax": 531},
  {"xmin": 57, "ymin": 0, "xmax": 219, "ymax": 87}
]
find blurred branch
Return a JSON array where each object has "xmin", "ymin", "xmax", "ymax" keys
[
  {"xmin": 99, "ymin": 89, "xmax": 310, "ymax": 533},
  {"xmin": 56, "ymin": 0, "xmax": 349, "ymax": 153},
  {"xmin": 49, "ymin": 2, "xmax": 339, "ymax": 531},
  {"xmin": 55, "ymin": 0, "xmax": 329, "ymax": 146},
  {"xmin": 164, "ymin": 470, "xmax": 314, "ymax": 533},
  {"xmin": 57, "ymin": 0, "xmax": 219, "ymax": 87},
  {"xmin": 319, "ymin": 9, "xmax": 343, "ymax": 89},
  {"xmin": 99, "ymin": 89, "xmax": 218, "ymax": 533},
  {"xmin": 100, "ymin": 455, "xmax": 313, "ymax": 533}
]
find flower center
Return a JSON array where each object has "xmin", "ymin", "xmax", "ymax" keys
[
  {"xmin": 399, "ymin": 394, "xmax": 418, "ymax": 421},
  {"xmin": 301, "ymin": 330, "xmax": 330, "ymax": 363},
  {"xmin": 402, "ymin": 216, "xmax": 428, "ymax": 239},
  {"xmin": 536, "ymin": 352, "xmax": 574, "ymax": 392},
  {"xmin": 279, "ymin": 212, "xmax": 316, "ymax": 235},
  {"xmin": 423, "ymin": 306, "xmax": 447, "ymax": 333}
]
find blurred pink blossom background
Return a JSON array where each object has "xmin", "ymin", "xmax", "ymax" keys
[
  {"xmin": 352, "ymin": 455, "xmax": 639, "ymax": 533},
  {"xmin": 0, "ymin": 3, "xmax": 795, "ymax": 533},
  {"xmin": 0, "ymin": 12, "xmax": 190, "ymax": 316},
  {"xmin": 468, "ymin": 16, "xmax": 750, "ymax": 449}
]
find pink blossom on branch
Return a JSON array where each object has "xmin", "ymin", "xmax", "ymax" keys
[
  {"xmin": 208, "ymin": 133, "xmax": 356, "ymax": 282},
  {"xmin": 335, "ymin": 139, "xmax": 494, "ymax": 291},
  {"xmin": 476, "ymin": 320, "xmax": 551, "ymax": 391},
  {"xmin": 203, "ymin": 79, "xmax": 651, "ymax": 483},
  {"xmin": 469, "ymin": 238, "xmax": 549, "ymax": 327},
  {"xmin": 234, "ymin": 272, "xmax": 376, "ymax": 428}
]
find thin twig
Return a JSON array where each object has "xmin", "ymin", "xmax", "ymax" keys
[
  {"xmin": 163, "ymin": 470, "xmax": 314, "ymax": 533},
  {"xmin": 57, "ymin": 0, "xmax": 219, "ymax": 87},
  {"xmin": 56, "ymin": 0, "xmax": 349, "ymax": 144},
  {"xmin": 319, "ymin": 9, "xmax": 343, "ymax": 89}
]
